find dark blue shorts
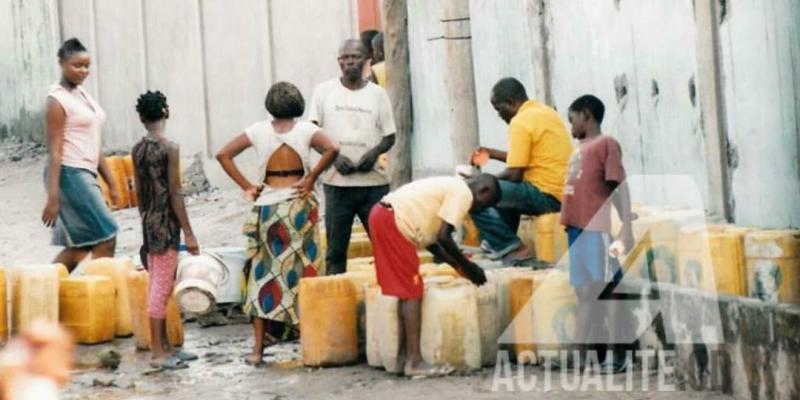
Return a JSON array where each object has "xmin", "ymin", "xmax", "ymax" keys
[{"xmin": 567, "ymin": 226, "xmax": 622, "ymax": 288}]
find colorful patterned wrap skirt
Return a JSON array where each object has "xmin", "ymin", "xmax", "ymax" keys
[{"xmin": 242, "ymin": 196, "xmax": 323, "ymax": 344}]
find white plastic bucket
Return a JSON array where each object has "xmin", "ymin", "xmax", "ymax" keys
[{"xmin": 175, "ymin": 252, "xmax": 230, "ymax": 314}]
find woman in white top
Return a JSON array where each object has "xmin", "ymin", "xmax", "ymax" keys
[
  {"xmin": 41, "ymin": 38, "xmax": 119, "ymax": 272},
  {"xmin": 216, "ymin": 81, "xmax": 339, "ymax": 366}
]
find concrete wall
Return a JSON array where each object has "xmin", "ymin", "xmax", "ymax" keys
[
  {"xmin": 547, "ymin": 0, "xmax": 710, "ymax": 209},
  {"xmin": 407, "ymin": 0, "xmax": 798, "ymax": 228},
  {"xmin": 718, "ymin": 0, "xmax": 800, "ymax": 228},
  {"xmin": 468, "ymin": 0, "xmax": 540, "ymax": 172},
  {"xmin": 406, "ymin": 0, "xmax": 454, "ymax": 177},
  {"xmin": 0, "ymin": 0, "xmax": 358, "ymax": 187},
  {"xmin": 0, "ymin": 0, "xmax": 60, "ymax": 142},
  {"xmin": 627, "ymin": 279, "xmax": 800, "ymax": 400}
]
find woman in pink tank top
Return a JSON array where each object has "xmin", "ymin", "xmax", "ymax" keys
[{"xmin": 41, "ymin": 38, "xmax": 119, "ymax": 272}]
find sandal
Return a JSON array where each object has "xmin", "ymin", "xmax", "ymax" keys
[
  {"xmin": 404, "ymin": 361, "xmax": 455, "ymax": 378},
  {"xmin": 175, "ymin": 350, "xmax": 199, "ymax": 362},
  {"xmin": 151, "ymin": 355, "xmax": 189, "ymax": 370},
  {"xmin": 501, "ymin": 247, "xmax": 540, "ymax": 267}
]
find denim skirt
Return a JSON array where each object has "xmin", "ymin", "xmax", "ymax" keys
[{"xmin": 45, "ymin": 165, "xmax": 118, "ymax": 248}]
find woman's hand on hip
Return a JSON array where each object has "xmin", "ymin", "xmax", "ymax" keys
[
  {"xmin": 243, "ymin": 185, "xmax": 262, "ymax": 202},
  {"xmin": 41, "ymin": 197, "xmax": 60, "ymax": 227},
  {"xmin": 292, "ymin": 177, "xmax": 315, "ymax": 198}
]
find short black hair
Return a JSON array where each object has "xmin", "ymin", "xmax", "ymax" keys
[
  {"xmin": 372, "ymin": 32, "xmax": 384, "ymax": 51},
  {"xmin": 492, "ymin": 78, "xmax": 528, "ymax": 103},
  {"xmin": 569, "ymin": 95, "xmax": 606, "ymax": 124},
  {"xmin": 360, "ymin": 30, "xmax": 379, "ymax": 55},
  {"xmin": 339, "ymin": 39, "xmax": 368, "ymax": 58},
  {"xmin": 469, "ymin": 173, "xmax": 502, "ymax": 205},
  {"xmin": 57, "ymin": 38, "xmax": 87, "ymax": 60},
  {"xmin": 265, "ymin": 81, "xmax": 305, "ymax": 119},
  {"xmin": 136, "ymin": 90, "xmax": 168, "ymax": 123}
]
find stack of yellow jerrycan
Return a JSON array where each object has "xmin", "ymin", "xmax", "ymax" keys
[
  {"xmin": 122, "ymin": 154, "xmax": 138, "ymax": 207},
  {"xmin": 420, "ymin": 277, "xmax": 481, "ymax": 372},
  {"xmin": 104, "ymin": 155, "xmax": 131, "ymax": 209},
  {"xmin": 365, "ymin": 284, "xmax": 383, "ymax": 368},
  {"xmin": 631, "ymin": 212, "xmax": 681, "ymax": 284},
  {"xmin": 531, "ymin": 270, "xmax": 578, "ymax": 365},
  {"xmin": 59, "ymin": 276, "xmax": 116, "ymax": 344},
  {"xmin": 11, "ymin": 264, "xmax": 63, "ymax": 334},
  {"xmin": 477, "ymin": 280, "xmax": 499, "ymax": 366},
  {"xmin": 462, "ymin": 216, "xmax": 481, "ymax": 247},
  {"xmin": 0, "ymin": 267, "xmax": 7, "ymax": 343},
  {"xmin": 677, "ymin": 225, "xmax": 749, "ymax": 296},
  {"xmin": 127, "ymin": 269, "xmax": 184, "ymax": 350},
  {"xmin": 517, "ymin": 216, "xmax": 537, "ymax": 254},
  {"xmin": 508, "ymin": 270, "xmax": 550, "ymax": 364},
  {"xmin": 534, "ymin": 213, "xmax": 568, "ymax": 264},
  {"xmin": 744, "ymin": 229, "xmax": 800, "ymax": 304},
  {"xmin": 299, "ymin": 276, "xmax": 358, "ymax": 366},
  {"xmin": 485, "ymin": 267, "xmax": 529, "ymax": 353},
  {"xmin": 342, "ymin": 270, "xmax": 377, "ymax": 351},
  {"xmin": 84, "ymin": 258, "xmax": 136, "ymax": 337},
  {"xmin": 319, "ymin": 224, "xmax": 373, "ymax": 261},
  {"xmin": 419, "ymin": 263, "xmax": 460, "ymax": 279},
  {"xmin": 348, "ymin": 233, "xmax": 373, "ymax": 259},
  {"xmin": 365, "ymin": 284, "xmax": 403, "ymax": 373},
  {"xmin": 98, "ymin": 176, "xmax": 113, "ymax": 208}
]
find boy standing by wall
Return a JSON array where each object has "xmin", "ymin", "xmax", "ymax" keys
[{"xmin": 561, "ymin": 95, "xmax": 634, "ymax": 372}]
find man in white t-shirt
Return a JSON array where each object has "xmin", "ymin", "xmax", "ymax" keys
[{"xmin": 310, "ymin": 38, "xmax": 396, "ymax": 275}]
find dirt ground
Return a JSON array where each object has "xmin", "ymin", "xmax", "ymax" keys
[{"xmin": 0, "ymin": 156, "xmax": 734, "ymax": 400}]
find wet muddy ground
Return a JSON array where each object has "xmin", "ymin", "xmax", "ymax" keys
[{"xmin": 63, "ymin": 322, "xmax": 733, "ymax": 400}]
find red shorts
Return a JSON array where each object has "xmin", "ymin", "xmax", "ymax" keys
[{"xmin": 368, "ymin": 204, "xmax": 423, "ymax": 299}]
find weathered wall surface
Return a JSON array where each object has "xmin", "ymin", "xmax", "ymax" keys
[
  {"xmin": 547, "ymin": 0, "xmax": 710, "ymax": 209},
  {"xmin": 456, "ymin": 0, "xmax": 710, "ymax": 204},
  {"xmin": 628, "ymin": 279, "xmax": 800, "ymax": 400},
  {"xmin": 718, "ymin": 0, "xmax": 800, "ymax": 228},
  {"xmin": 0, "ymin": 0, "xmax": 60, "ymax": 142},
  {"xmin": 406, "ymin": 0, "xmax": 454, "ymax": 177},
  {"xmin": 468, "ymin": 0, "xmax": 540, "ymax": 156},
  {"xmin": 407, "ymin": 0, "xmax": 797, "ymax": 228},
  {"xmin": 1, "ymin": 0, "xmax": 357, "ymax": 187}
]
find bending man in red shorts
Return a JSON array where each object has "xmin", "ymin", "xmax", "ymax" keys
[{"xmin": 368, "ymin": 174, "xmax": 500, "ymax": 377}]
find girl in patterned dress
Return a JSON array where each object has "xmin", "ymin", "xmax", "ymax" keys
[
  {"xmin": 132, "ymin": 91, "xmax": 200, "ymax": 370},
  {"xmin": 216, "ymin": 82, "xmax": 339, "ymax": 366}
]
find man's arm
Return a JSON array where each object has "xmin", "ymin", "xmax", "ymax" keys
[
  {"xmin": 357, "ymin": 134, "xmax": 395, "ymax": 172},
  {"xmin": 496, "ymin": 167, "xmax": 525, "ymax": 182},
  {"xmin": 426, "ymin": 223, "xmax": 486, "ymax": 285}
]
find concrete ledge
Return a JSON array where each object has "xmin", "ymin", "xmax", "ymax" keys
[{"xmin": 622, "ymin": 279, "xmax": 800, "ymax": 400}]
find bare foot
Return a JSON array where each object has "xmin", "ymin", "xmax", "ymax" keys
[{"xmin": 244, "ymin": 353, "xmax": 263, "ymax": 367}]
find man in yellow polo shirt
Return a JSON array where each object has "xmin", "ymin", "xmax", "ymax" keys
[{"xmin": 470, "ymin": 77, "xmax": 573, "ymax": 266}]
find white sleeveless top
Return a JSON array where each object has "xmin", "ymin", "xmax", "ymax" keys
[
  {"xmin": 243, "ymin": 120, "xmax": 318, "ymax": 206},
  {"xmin": 47, "ymin": 84, "xmax": 106, "ymax": 172}
]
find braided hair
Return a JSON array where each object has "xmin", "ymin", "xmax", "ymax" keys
[
  {"xmin": 135, "ymin": 91, "xmax": 168, "ymax": 123},
  {"xmin": 264, "ymin": 82, "xmax": 305, "ymax": 119},
  {"xmin": 57, "ymin": 38, "xmax": 87, "ymax": 60}
]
